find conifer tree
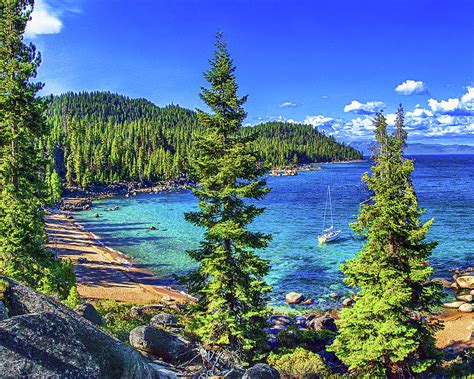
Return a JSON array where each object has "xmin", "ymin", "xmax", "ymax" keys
[
  {"xmin": 0, "ymin": 0, "xmax": 76, "ymax": 298},
  {"xmin": 329, "ymin": 107, "xmax": 443, "ymax": 376},
  {"xmin": 49, "ymin": 169, "xmax": 63, "ymax": 204},
  {"xmin": 183, "ymin": 33, "xmax": 271, "ymax": 361}
]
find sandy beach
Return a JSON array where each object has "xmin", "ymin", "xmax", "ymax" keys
[
  {"xmin": 45, "ymin": 206, "xmax": 473, "ymax": 349},
  {"xmin": 46, "ymin": 211, "xmax": 192, "ymax": 304}
]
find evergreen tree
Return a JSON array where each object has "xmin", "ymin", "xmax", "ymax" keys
[
  {"xmin": 49, "ymin": 169, "xmax": 63, "ymax": 204},
  {"xmin": 0, "ymin": 0, "xmax": 76, "ymax": 298},
  {"xmin": 183, "ymin": 33, "xmax": 271, "ymax": 361},
  {"xmin": 329, "ymin": 107, "xmax": 443, "ymax": 376}
]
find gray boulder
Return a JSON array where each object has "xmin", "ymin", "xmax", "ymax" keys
[
  {"xmin": 75, "ymin": 303, "xmax": 103, "ymax": 325},
  {"xmin": 150, "ymin": 312, "xmax": 178, "ymax": 327},
  {"xmin": 285, "ymin": 292, "xmax": 305, "ymax": 304},
  {"xmin": 0, "ymin": 276, "xmax": 163, "ymax": 378},
  {"xmin": 224, "ymin": 367, "xmax": 245, "ymax": 379},
  {"xmin": 129, "ymin": 325, "xmax": 196, "ymax": 365},
  {"xmin": 306, "ymin": 314, "xmax": 337, "ymax": 332},
  {"xmin": 0, "ymin": 300, "xmax": 7, "ymax": 321},
  {"xmin": 243, "ymin": 364, "xmax": 280, "ymax": 379}
]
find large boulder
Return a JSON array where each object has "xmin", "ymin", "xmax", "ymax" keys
[
  {"xmin": 242, "ymin": 364, "xmax": 280, "ymax": 379},
  {"xmin": 456, "ymin": 275, "xmax": 474, "ymax": 289},
  {"xmin": 285, "ymin": 292, "xmax": 305, "ymax": 304},
  {"xmin": 75, "ymin": 303, "xmax": 103, "ymax": 325},
  {"xmin": 0, "ymin": 276, "xmax": 162, "ymax": 378},
  {"xmin": 129, "ymin": 325, "xmax": 196, "ymax": 365},
  {"xmin": 459, "ymin": 303, "xmax": 473, "ymax": 313},
  {"xmin": 149, "ymin": 312, "xmax": 178, "ymax": 327},
  {"xmin": 306, "ymin": 314, "xmax": 337, "ymax": 332},
  {"xmin": 0, "ymin": 300, "xmax": 7, "ymax": 321}
]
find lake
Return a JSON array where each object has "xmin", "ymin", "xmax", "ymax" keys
[{"xmin": 75, "ymin": 155, "xmax": 474, "ymax": 308}]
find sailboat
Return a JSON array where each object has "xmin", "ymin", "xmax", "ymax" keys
[{"xmin": 318, "ymin": 185, "xmax": 341, "ymax": 244}]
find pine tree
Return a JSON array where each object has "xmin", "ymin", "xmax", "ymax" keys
[
  {"xmin": 49, "ymin": 169, "xmax": 63, "ymax": 204},
  {"xmin": 183, "ymin": 33, "xmax": 271, "ymax": 361},
  {"xmin": 0, "ymin": 0, "xmax": 76, "ymax": 298},
  {"xmin": 329, "ymin": 107, "xmax": 443, "ymax": 377}
]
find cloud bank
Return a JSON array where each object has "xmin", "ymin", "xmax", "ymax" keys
[
  {"xmin": 25, "ymin": 0, "xmax": 63, "ymax": 38},
  {"xmin": 343, "ymin": 100, "xmax": 386, "ymax": 115},
  {"xmin": 395, "ymin": 80, "xmax": 428, "ymax": 95}
]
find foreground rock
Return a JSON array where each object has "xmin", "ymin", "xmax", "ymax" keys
[
  {"xmin": 455, "ymin": 275, "xmax": 474, "ymax": 289},
  {"xmin": 129, "ymin": 325, "xmax": 196, "ymax": 365},
  {"xmin": 306, "ymin": 314, "xmax": 337, "ymax": 332},
  {"xmin": 75, "ymin": 303, "xmax": 104, "ymax": 325},
  {"xmin": 243, "ymin": 364, "xmax": 280, "ymax": 379},
  {"xmin": 459, "ymin": 303, "xmax": 473, "ymax": 313},
  {"xmin": 0, "ymin": 276, "xmax": 163, "ymax": 378},
  {"xmin": 285, "ymin": 292, "xmax": 305, "ymax": 304},
  {"xmin": 442, "ymin": 301, "xmax": 466, "ymax": 309}
]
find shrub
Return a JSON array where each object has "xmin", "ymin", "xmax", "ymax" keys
[
  {"xmin": 268, "ymin": 347, "xmax": 330, "ymax": 378},
  {"xmin": 0, "ymin": 279, "xmax": 9, "ymax": 300},
  {"xmin": 277, "ymin": 324, "xmax": 336, "ymax": 352}
]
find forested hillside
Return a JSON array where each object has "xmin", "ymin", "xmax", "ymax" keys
[{"xmin": 45, "ymin": 92, "xmax": 362, "ymax": 186}]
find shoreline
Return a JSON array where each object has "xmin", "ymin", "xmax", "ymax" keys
[
  {"xmin": 50, "ymin": 191, "xmax": 472, "ymax": 350},
  {"xmin": 46, "ymin": 209, "xmax": 193, "ymax": 304}
]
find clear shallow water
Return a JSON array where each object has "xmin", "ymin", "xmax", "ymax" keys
[{"xmin": 75, "ymin": 155, "xmax": 474, "ymax": 308}]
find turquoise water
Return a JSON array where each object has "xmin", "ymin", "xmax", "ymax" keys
[{"xmin": 75, "ymin": 155, "xmax": 474, "ymax": 308}]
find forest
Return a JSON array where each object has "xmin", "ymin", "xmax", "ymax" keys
[{"xmin": 44, "ymin": 92, "xmax": 362, "ymax": 187}]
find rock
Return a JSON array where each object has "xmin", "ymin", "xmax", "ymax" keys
[
  {"xmin": 302, "ymin": 298, "xmax": 314, "ymax": 305},
  {"xmin": 471, "ymin": 289, "xmax": 474, "ymax": 296},
  {"xmin": 129, "ymin": 325, "xmax": 196, "ymax": 365},
  {"xmin": 285, "ymin": 292, "xmax": 305, "ymax": 304},
  {"xmin": 75, "ymin": 303, "xmax": 103, "ymax": 325},
  {"xmin": 224, "ymin": 368, "xmax": 245, "ymax": 379},
  {"xmin": 459, "ymin": 303, "xmax": 473, "ymax": 313},
  {"xmin": 93, "ymin": 213, "xmax": 100, "ymax": 218},
  {"xmin": 342, "ymin": 297, "xmax": 354, "ymax": 307},
  {"xmin": 66, "ymin": 215, "xmax": 74, "ymax": 220},
  {"xmin": 456, "ymin": 294, "xmax": 473, "ymax": 303},
  {"xmin": 306, "ymin": 315, "xmax": 337, "ymax": 332},
  {"xmin": 456, "ymin": 275, "xmax": 474, "ymax": 289},
  {"xmin": 268, "ymin": 315, "xmax": 291, "ymax": 327},
  {"xmin": 149, "ymin": 226, "xmax": 157, "ymax": 231},
  {"xmin": 0, "ymin": 300, "xmax": 7, "ymax": 320},
  {"xmin": 130, "ymin": 304, "xmax": 164, "ymax": 320},
  {"xmin": 329, "ymin": 292, "xmax": 340, "ymax": 299},
  {"xmin": 442, "ymin": 301, "xmax": 466, "ymax": 309},
  {"xmin": 162, "ymin": 295, "xmax": 173, "ymax": 302},
  {"xmin": 431, "ymin": 278, "xmax": 452, "ymax": 288},
  {"xmin": 0, "ymin": 276, "xmax": 160, "ymax": 378},
  {"xmin": 77, "ymin": 257, "xmax": 88, "ymax": 264},
  {"xmin": 242, "ymin": 363, "xmax": 280, "ymax": 379},
  {"xmin": 150, "ymin": 312, "xmax": 178, "ymax": 327},
  {"xmin": 148, "ymin": 363, "xmax": 179, "ymax": 379}
]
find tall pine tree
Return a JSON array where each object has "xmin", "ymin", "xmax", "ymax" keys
[
  {"xmin": 329, "ymin": 107, "xmax": 443, "ymax": 376},
  {"xmin": 183, "ymin": 33, "xmax": 271, "ymax": 361},
  {"xmin": 0, "ymin": 0, "xmax": 76, "ymax": 298}
]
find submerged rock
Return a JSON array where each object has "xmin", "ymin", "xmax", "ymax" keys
[
  {"xmin": 129, "ymin": 325, "xmax": 196, "ymax": 365},
  {"xmin": 285, "ymin": 292, "xmax": 305, "ymax": 304},
  {"xmin": 0, "ymin": 276, "xmax": 160, "ymax": 378},
  {"xmin": 242, "ymin": 363, "xmax": 280, "ymax": 379},
  {"xmin": 75, "ymin": 303, "xmax": 103, "ymax": 325},
  {"xmin": 149, "ymin": 226, "xmax": 157, "ymax": 231},
  {"xmin": 93, "ymin": 213, "xmax": 100, "ymax": 218}
]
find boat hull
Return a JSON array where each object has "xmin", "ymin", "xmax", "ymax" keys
[{"xmin": 318, "ymin": 230, "xmax": 341, "ymax": 244}]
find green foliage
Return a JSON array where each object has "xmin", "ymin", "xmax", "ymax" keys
[
  {"xmin": 268, "ymin": 347, "xmax": 330, "ymax": 378},
  {"xmin": 277, "ymin": 325, "xmax": 336, "ymax": 353},
  {"xmin": 328, "ymin": 107, "xmax": 444, "ymax": 376},
  {"xmin": 43, "ymin": 91, "xmax": 361, "ymax": 187},
  {"xmin": 0, "ymin": 0, "xmax": 76, "ymax": 300},
  {"xmin": 182, "ymin": 33, "xmax": 271, "ymax": 362},
  {"xmin": 0, "ymin": 279, "xmax": 9, "ymax": 300},
  {"xmin": 49, "ymin": 169, "xmax": 63, "ymax": 204},
  {"xmin": 244, "ymin": 122, "xmax": 362, "ymax": 166},
  {"xmin": 63, "ymin": 285, "xmax": 81, "ymax": 309}
]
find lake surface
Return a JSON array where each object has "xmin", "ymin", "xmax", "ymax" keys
[{"xmin": 75, "ymin": 155, "xmax": 474, "ymax": 308}]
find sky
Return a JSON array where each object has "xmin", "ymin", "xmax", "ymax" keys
[{"xmin": 26, "ymin": 0, "xmax": 474, "ymax": 145}]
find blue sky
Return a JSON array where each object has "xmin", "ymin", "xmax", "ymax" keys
[{"xmin": 27, "ymin": 0, "xmax": 473, "ymax": 145}]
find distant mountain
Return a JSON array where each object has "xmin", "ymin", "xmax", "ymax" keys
[{"xmin": 349, "ymin": 140, "xmax": 474, "ymax": 156}]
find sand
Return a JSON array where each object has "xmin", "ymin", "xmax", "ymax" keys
[{"xmin": 45, "ymin": 212, "xmax": 192, "ymax": 304}]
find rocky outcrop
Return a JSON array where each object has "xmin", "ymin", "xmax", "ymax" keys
[
  {"xmin": 75, "ymin": 303, "xmax": 104, "ymax": 325},
  {"xmin": 129, "ymin": 325, "xmax": 197, "ymax": 365},
  {"xmin": 242, "ymin": 364, "xmax": 280, "ymax": 379},
  {"xmin": 0, "ymin": 276, "xmax": 163, "ymax": 378}
]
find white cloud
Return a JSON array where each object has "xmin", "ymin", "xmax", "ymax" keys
[
  {"xmin": 279, "ymin": 101, "xmax": 297, "ymax": 108},
  {"xmin": 25, "ymin": 0, "xmax": 62, "ymax": 38},
  {"xmin": 304, "ymin": 115, "xmax": 333, "ymax": 127},
  {"xmin": 427, "ymin": 86, "xmax": 474, "ymax": 116},
  {"xmin": 343, "ymin": 100, "xmax": 386, "ymax": 115},
  {"xmin": 395, "ymin": 80, "xmax": 428, "ymax": 95}
]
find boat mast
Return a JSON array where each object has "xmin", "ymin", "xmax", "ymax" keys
[{"xmin": 328, "ymin": 185, "xmax": 334, "ymax": 228}]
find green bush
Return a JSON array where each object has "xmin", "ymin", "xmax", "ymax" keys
[
  {"xmin": 277, "ymin": 324, "xmax": 336, "ymax": 352},
  {"xmin": 268, "ymin": 347, "xmax": 330, "ymax": 378}
]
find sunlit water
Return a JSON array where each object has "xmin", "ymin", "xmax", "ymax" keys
[{"xmin": 75, "ymin": 155, "xmax": 474, "ymax": 308}]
